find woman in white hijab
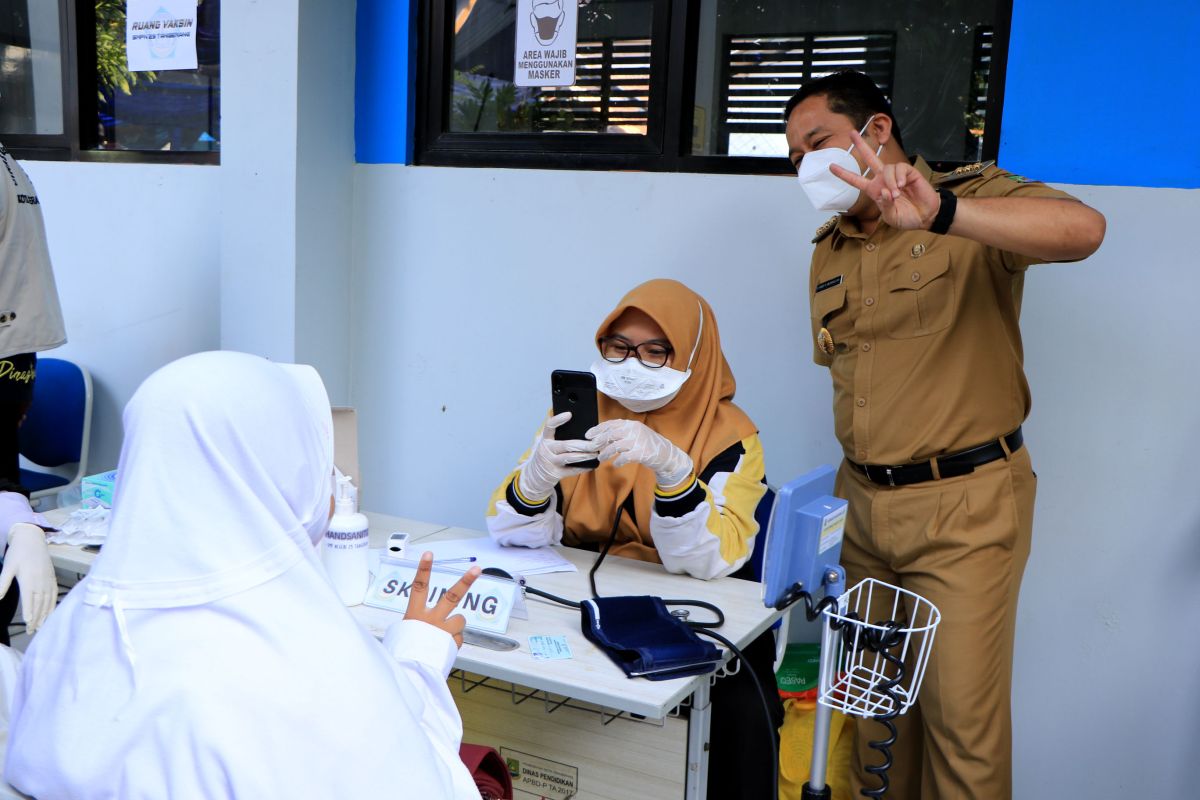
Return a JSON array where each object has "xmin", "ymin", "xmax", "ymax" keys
[{"xmin": 4, "ymin": 351, "xmax": 482, "ymax": 799}]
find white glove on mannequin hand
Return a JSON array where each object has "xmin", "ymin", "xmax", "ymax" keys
[
  {"xmin": 516, "ymin": 412, "xmax": 601, "ymax": 503},
  {"xmin": 0, "ymin": 522, "xmax": 57, "ymax": 634},
  {"xmin": 586, "ymin": 419, "xmax": 694, "ymax": 489}
]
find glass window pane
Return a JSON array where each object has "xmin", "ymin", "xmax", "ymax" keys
[
  {"xmin": 0, "ymin": 0, "xmax": 65, "ymax": 136},
  {"xmin": 691, "ymin": 0, "xmax": 998, "ymax": 163},
  {"xmin": 450, "ymin": 0, "xmax": 654, "ymax": 134},
  {"xmin": 94, "ymin": 0, "xmax": 220, "ymax": 152}
]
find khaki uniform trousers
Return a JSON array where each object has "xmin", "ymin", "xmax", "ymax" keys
[{"xmin": 835, "ymin": 445, "xmax": 1036, "ymax": 800}]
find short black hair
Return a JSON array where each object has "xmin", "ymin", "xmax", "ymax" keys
[{"xmin": 782, "ymin": 70, "xmax": 904, "ymax": 150}]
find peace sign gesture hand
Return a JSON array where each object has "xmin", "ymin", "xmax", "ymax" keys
[
  {"xmin": 403, "ymin": 551, "xmax": 482, "ymax": 649},
  {"xmin": 829, "ymin": 130, "xmax": 942, "ymax": 231}
]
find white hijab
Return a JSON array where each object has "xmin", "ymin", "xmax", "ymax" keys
[{"xmin": 5, "ymin": 351, "xmax": 478, "ymax": 799}]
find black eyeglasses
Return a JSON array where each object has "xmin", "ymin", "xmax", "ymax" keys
[{"xmin": 597, "ymin": 336, "xmax": 674, "ymax": 369}]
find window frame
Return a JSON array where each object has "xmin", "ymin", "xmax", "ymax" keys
[
  {"xmin": 416, "ymin": 0, "xmax": 1013, "ymax": 175},
  {"xmin": 3, "ymin": 0, "xmax": 219, "ymax": 165}
]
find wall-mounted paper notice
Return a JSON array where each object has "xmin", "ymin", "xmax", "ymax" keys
[
  {"xmin": 126, "ymin": 0, "xmax": 198, "ymax": 72},
  {"xmin": 514, "ymin": 0, "xmax": 578, "ymax": 87}
]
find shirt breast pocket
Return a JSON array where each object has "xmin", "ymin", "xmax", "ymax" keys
[
  {"xmin": 812, "ymin": 282, "xmax": 849, "ymax": 334},
  {"xmin": 885, "ymin": 251, "xmax": 955, "ymax": 339}
]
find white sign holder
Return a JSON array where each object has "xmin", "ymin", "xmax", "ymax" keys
[
  {"xmin": 514, "ymin": 0, "xmax": 578, "ymax": 87},
  {"xmin": 364, "ymin": 557, "xmax": 521, "ymax": 634},
  {"xmin": 126, "ymin": 0, "xmax": 199, "ymax": 72}
]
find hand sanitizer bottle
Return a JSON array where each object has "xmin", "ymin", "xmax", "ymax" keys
[{"xmin": 322, "ymin": 475, "xmax": 370, "ymax": 605}]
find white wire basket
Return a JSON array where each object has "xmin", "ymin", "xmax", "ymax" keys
[{"xmin": 818, "ymin": 578, "xmax": 941, "ymax": 719}]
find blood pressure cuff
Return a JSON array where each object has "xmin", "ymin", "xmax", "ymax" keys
[{"xmin": 581, "ymin": 595, "xmax": 722, "ymax": 681}]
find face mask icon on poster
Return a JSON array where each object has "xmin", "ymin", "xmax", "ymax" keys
[
  {"xmin": 531, "ymin": 0, "xmax": 566, "ymax": 45},
  {"xmin": 796, "ymin": 114, "xmax": 883, "ymax": 214}
]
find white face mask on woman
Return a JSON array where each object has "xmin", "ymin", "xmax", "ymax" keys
[
  {"xmin": 796, "ymin": 114, "xmax": 881, "ymax": 213},
  {"xmin": 590, "ymin": 303, "xmax": 704, "ymax": 413}
]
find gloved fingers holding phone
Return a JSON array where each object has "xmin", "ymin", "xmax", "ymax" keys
[
  {"xmin": 587, "ymin": 418, "xmax": 693, "ymax": 490},
  {"xmin": 515, "ymin": 412, "xmax": 600, "ymax": 503}
]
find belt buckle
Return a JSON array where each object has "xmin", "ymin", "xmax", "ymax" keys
[{"xmin": 865, "ymin": 465, "xmax": 897, "ymax": 486}]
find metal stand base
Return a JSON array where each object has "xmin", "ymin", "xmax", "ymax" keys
[{"xmin": 801, "ymin": 782, "xmax": 832, "ymax": 799}]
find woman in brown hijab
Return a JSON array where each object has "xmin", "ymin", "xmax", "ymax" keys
[
  {"xmin": 486, "ymin": 278, "xmax": 768, "ymax": 580},
  {"xmin": 486, "ymin": 279, "xmax": 781, "ymax": 799}
]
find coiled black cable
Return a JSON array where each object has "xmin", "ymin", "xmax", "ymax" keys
[
  {"xmin": 856, "ymin": 620, "xmax": 905, "ymax": 799},
  {"xmin": 788, "ymin": 586, "xmax": 841, "ymax": 621},
  {"xmin": 787, "ymin": 591, "xmax": 913, "ymax": 799}
]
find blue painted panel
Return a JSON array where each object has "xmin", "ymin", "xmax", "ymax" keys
[
  {"xmin": 355, "ymin": 0, "xmax": 1200, "ymax": 184},
  {"xmin": 355, "ymin": 0, "xmax": 416, "ymax": 164},
  {"xmin": 1001, "ymin": 0, "xmax": 1200, "ymax": 187}
]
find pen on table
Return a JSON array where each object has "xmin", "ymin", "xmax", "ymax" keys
[{"xmin": 432, "ymin": 557, "xmax": 477, "ymax": 564}]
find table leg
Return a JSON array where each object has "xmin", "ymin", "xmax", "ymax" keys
[{"xmin": 685, "ymin": 679, "xmax": 712, "ymax": 799}]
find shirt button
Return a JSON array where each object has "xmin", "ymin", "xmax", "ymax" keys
[
  {"xmin": 911, "ymin": 271, "xmax": 921, "ymax": 282},
  {"xmin": 862, "ymin": 342, "xmax": 872, "ymax": 352},
  {"xmin": 856, "ymin": 398, "xmax": 866, "ymax": 407},
  {"xmin": 865, "ymin": 243, "xmax": 877, "ymax": 251},
  {"xmin": 864, "ymin": 297, "xmax": 875, "ymax": 306},
  {"xmin": 858, "ymin": 450, "xmax": 867, "ymax": 460}
]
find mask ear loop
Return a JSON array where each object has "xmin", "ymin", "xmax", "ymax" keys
[
  {"xmin": 682, "ymin": 302, "xmax": 704, "ymax": 373},
  {"xmin": 847, "ymin": 114, "xmax": 882, "ymax": 179}
]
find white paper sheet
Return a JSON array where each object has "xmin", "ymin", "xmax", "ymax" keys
[{"xmin": 402, "ymin": 537, "xmax": 578, "ymax": 576}]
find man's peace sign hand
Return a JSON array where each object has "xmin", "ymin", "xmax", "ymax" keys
[{"xmin": 829, "ymin": 129, "xmax": 943, "ymax": 231}]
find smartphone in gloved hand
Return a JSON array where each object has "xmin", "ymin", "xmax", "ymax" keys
[{"xmin": 551, "ymin": 369, "xmax": 600, "ymax": 469}]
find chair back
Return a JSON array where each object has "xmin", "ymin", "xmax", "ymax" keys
[
  {"xmin": 19, "ymin": 357, "xmax": 92, "ymax": 471},
  {"xmin": 748, "ymin": 484, "xmax": 776, "ymax": 581}
]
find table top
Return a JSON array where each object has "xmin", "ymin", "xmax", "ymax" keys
[
  {"xmin": 357, "ymin": 526, "xmax": 782, "ymax": 718},
  {"xmin": 44, "ymin": 509, "xmax": 781, "ymax": 719},
  {"xmin": 43, "ymin": 507, "xmax": 445, "ymax": 575}
]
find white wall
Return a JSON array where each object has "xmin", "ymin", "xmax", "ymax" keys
[
  {"xmin": 1014, "ymin": 183, "xmax": 1199, "ymax": 798},
  {"xmin": 350, "ymin": 165, "xmax": 839, "ymax": 518},
  {"xmin": 351, "ymin": 165, "xmax": 1199, "ymax": 798},
  {"xmin": 20, "ymin": 161, "xmax": 221, "ymax": 475}
]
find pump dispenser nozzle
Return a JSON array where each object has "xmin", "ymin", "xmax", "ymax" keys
[{"xmin": 335, "ymin": 474, "xmax": 357, "ymax": 516}]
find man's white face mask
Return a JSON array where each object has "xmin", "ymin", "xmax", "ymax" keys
[
  {"xmin": 796, "ymin": 114, "xmax": 881, "ymax": 213},
  {"xmin": 590, "ymin": 303, "xmax": 704, "ymax": 413}
]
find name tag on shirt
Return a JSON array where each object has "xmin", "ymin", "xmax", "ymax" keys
[
  {"xmin": 364, "ymin": 557, "xmax": 519, "ymax": 634},
  {"xmin": 816, "ymin": 275, "xmax": 843, "ymax": 293}
]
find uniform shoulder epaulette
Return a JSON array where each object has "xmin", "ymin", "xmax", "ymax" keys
[
  {"xmin": 812, "ymin": 215, "xmax": 839, "ymax": 244},
  {"xmin": 932, "ymin": 160, "xmax": 996, "ymax": 186}
]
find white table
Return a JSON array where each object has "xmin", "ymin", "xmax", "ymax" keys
[
  {"xmin": 44, "ymin": 510, "xmax": 782, "ymax": 799},
  {"xmin": 42, "ymin": 508, "xmax": 444, "ymax": 577},
  {"xmin": 362, "ymin": 524, "xmax": 783, "ymax": 799}
]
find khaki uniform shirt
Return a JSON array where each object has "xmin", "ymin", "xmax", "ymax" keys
[
  {"xmin": 0, "ymin": 142, "xmax": 66, "ymax": 359},
  {"xmin": 808, "ymin": 157, "xmax": 1076, "ymax": 465}
]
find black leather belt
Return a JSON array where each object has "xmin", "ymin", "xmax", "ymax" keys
[{"xmin": 849, "ymin": 428, "xmax": 1024, "ymax": 487}]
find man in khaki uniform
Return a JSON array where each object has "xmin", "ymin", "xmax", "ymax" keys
[
  {"xmin": 782, "ymin": 71, "xmax": 1105, "ymax": 799},
  {"xmin": 0, "ymin": 142, "xmax": 66, "ymax": 645}
]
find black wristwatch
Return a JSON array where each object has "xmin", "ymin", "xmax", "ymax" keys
[{"xmin": 928, "ymin": 188, "xmax": 957, "ymax": 235}]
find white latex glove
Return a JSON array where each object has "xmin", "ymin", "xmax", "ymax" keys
[
  {"xmin": 586, "ymin": 419, "xmax": 694, "ymax": 489},
  {"xmin": 0, "ymin": 522, "xmax": 57, "ymax": 634},
  {"xmin": 516, "ymin": 412, "xmax": 601, "ymax": 503}
]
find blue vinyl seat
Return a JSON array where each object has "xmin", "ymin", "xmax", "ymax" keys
[{"xmin": 18, "ymin": 358, "xmax": 93, "ymax": 505}]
